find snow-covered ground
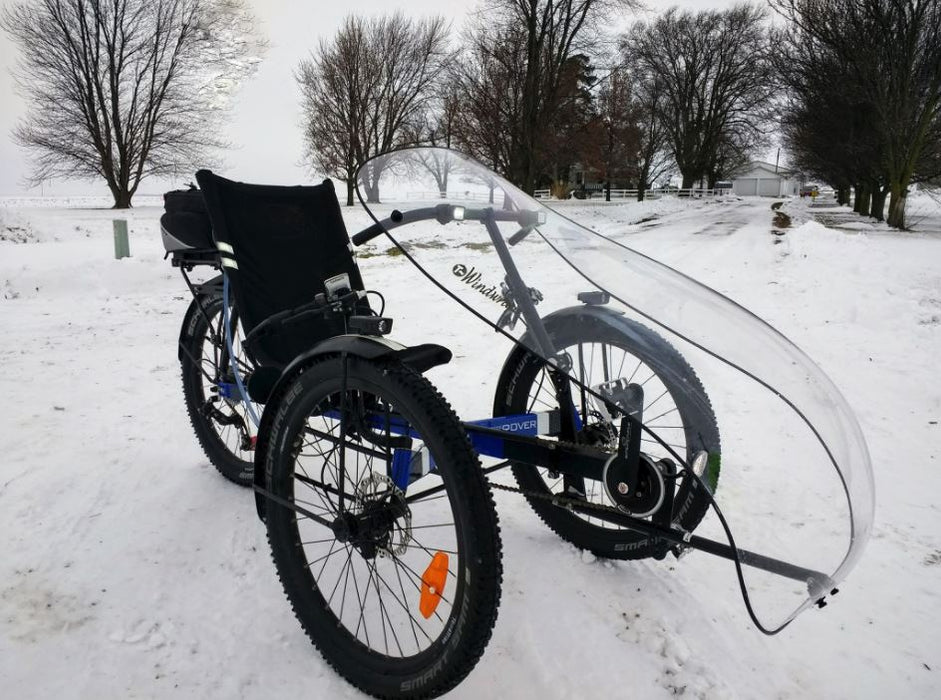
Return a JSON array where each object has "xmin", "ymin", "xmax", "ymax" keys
[{"xmin": 1, "ymin": 192, "xmax": 939, "ymax": 698}]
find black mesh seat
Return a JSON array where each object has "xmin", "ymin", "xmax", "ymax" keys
[{"xmin": 195, "ymin": 170, "xmax": 369, "ymax": 367}]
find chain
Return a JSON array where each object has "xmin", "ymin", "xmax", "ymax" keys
[
  {"xmin": 482, "ymin": 431, "xmax": 631, "ymax": 517},
  {"xmin": 486, "ymin": 475, "xmax": 693, "ymax": 561},
  {"xmin": 487, "ymin": 477, "xmax": 625, "ymax": 516},
  {"xmin": 486, "ymin": 451, "xmax": 687, "ymax": 523}
]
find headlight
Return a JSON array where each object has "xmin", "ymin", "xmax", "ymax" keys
[{"xmin": 453, "ymin": 205, "xmax": 465, "ymax": 221}]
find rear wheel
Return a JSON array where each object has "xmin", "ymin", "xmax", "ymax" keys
[
  {"xmin": 494, "ymin": 312, "xmax": 720, "ymax": 560},
  {"xmin": 265, "ymin": 356, "xmax": 502, "ymax": 698},
  {"xmin": 180, "ymin": 293, "xmax": 257, "ymax": 486}
]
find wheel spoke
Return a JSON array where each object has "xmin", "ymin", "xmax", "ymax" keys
[
  {"xmin": 268, "ymin": 365, "xmax": 477, "ymax": 666},
  {"xmin": 506, "ymin": 334, "xmax": 707, "ymax": 540},
  {"xmin": 183, "ymin": 295, "xmax": 255, "ymax": 481}
]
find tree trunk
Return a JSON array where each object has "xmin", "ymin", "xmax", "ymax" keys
[
  {"xmin": 853, "ymin": 183, "xmax": 871, "ymax": 214},
  {"xmin": 858, "ymin": 184, "xmax": 871, "ymax": 216},
  {"xmin": 680, "ymin": 172, "xmax": 696, "ymax": 189},
  {"xmin": 362, "ymin": 169, "xmax": 381, "ymax": 204},
  {"xmin": 887, "ymin": 181, "xmax": 907, "ymax": 229},
  {"xmin": 111, "ymin": 186, "xmax": 133, "ymax": 209},
  {"xmin": 869, "ymin": 185, "xmax": 888, "ymax": 221},
  {"xmin": 605, "ymin": 180, "xmax": 611, "ymax": 202}
]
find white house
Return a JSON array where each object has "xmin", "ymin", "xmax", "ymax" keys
[{"xmin": 731, "ymin": 161, "xmax": 799, "ymax": 197}]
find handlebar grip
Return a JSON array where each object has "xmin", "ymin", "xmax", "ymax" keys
[
  {"xmin": 352, "ymin": 222, "xmax": 385, "ymax": 246},
  {"xmin": 351, "ymin": 210, "xmax": 403, "ymax": 246}
]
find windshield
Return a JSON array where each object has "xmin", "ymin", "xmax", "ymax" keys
[{"xmin": 354, "ymin": 147, "xmax": 874, "ymax": 631}]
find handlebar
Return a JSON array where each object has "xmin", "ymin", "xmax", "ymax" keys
[{"xmin": 351, "ymin": 203, "xmax": 546, "ymax": 246}]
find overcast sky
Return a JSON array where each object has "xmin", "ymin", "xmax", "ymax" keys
[{"xmin": 0, "ymin": 0, "xmax": 745, "ymax": 197}]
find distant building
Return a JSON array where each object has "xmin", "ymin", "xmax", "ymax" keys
[
  {"xmin": 567, "ymin": 162, "xmax": 643, "ymax": 195},
  {"xmin": 731, "ymin": 161, "xmax": 799, "ymax": 197}
]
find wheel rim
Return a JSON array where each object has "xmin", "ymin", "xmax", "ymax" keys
[
  {"xmin": 286, "ymin": 385, "xmax": 466, "ymax": 659},
  {"xmin": 525, "ymin": 340, "xmax": 690, "ymax": 530}
]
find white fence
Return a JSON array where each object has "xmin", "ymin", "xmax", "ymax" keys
[
  {"xmin": 406, "ymin": 190, "xmax": 499, "ymax": 202},
  {"xmin": 410, "ymin": 188, "xmax": 731, "ymax": 202},
  {"xmin": 533, "ymin": 188, "xmax": 729, "ymax": 201}
]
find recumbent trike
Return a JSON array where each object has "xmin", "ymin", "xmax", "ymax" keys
[{"xmin": 158, "ymin": 147, "xmax": 874, "ymax": 699}]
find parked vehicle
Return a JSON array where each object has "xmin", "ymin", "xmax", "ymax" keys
[{"xmin": 800, "ymin": 184, "xmax": 819, "ymax": 197}]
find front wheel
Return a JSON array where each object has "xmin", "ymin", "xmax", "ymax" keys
[
  {"xmin": 494, "ymin": 311, "xmax": 720, "ymax": 560},
  {"xmin": 264, "ymin": 356, "xmax": 502, "ymax": 698}
]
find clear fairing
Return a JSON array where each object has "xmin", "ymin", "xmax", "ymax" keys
[{"xmin": 354, "ymin": 148, "xmax": 875, "ymax": 630}]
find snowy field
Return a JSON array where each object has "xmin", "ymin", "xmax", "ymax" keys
[{"xmin": 1, "ymin": 191, "xmax": 939, "ymax": 699}]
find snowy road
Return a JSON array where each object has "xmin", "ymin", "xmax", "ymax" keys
[{"xmin": 1, "ymin": 194, "xmax": 939, "ymax": 698}]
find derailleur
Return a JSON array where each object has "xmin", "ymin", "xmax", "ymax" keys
[{"xmin": 202, "ymin": 395, "xmax": 254, "ymax": 451}]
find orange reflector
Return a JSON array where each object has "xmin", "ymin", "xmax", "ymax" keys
[{"xmin": 419, "ymin": 551, "xmax": 449, "ymax": 619}]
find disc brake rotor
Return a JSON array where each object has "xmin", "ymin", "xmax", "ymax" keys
[{"xmin": 354, "ymin": 472, "xmax": 412, "ymax": 557}]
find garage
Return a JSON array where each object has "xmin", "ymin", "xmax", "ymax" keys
[
  {"xmin": 734, "ymin": 178, "xmax": 758, "ymax": 196},
  {"xmin": 758, "ymin": 178, "xmax": 782, "ymax": 196},
  {"xmin": 731, "ymin": 161, "xmax": 798, "ymax": 197}
]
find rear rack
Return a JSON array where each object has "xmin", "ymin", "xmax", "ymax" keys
[{"xmin": 166, "ymin": 248, "xmax": 220, "ymax": 270}]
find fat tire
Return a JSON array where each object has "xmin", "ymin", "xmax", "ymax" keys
[
  {"xmin": 494, "ymin": 314, "xmax": 720, "ymax": 560},
  {"xmin": 265, "ymin": 356, "xmax": 502, "ymax": 699},
  {"xmin": 180, "ymin": 293, "xmax": 254, "ymax": 486}
]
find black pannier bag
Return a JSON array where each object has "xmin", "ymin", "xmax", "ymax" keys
[{"xmin": 160, "ymin": 186, "xmax": 214, "ymax": 253}]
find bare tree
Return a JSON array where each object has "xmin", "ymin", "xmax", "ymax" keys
[
  {"xmin": 407, "ymin": 83, "xmax": 462, "ymax": 194},
  {"xmin": 578, "ymin": 66, "xmax": 640, "ymax": 201},
  {"xmin": 298, "ymin": 13, "xmax": 449, "ymax": 205},
  {"xmin": 774, "ymin": 22, "xmax": 884, "ymax": 214},
  {"xmin": 451, "ymin": 20, "xmax": 528, "ymax": 179},
  {"xmin": 2, "ymin": 0, "xmax": 265, "ymax": 208},
  {"xmin": 625, "ymin": 5, "xmax": 773, "ymax": 189},
  {"xmin": 771, "ymin": 0, "xmax": 941, "ymax": 229},
  {"xmin": 620, "ymin": 66, "xmax": 671, "ymax": 201},
  {"xmin": 466, "ymin": 0, "xmax": 638, "ymax": 194},
  {"xmin": 538, "ymin": 54, "xmax": 599, "ymax": 192}
]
